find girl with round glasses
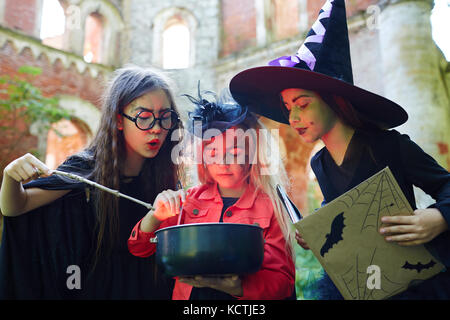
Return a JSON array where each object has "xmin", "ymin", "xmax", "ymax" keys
[
  {"xmin": 0, "ymin": 65, "xmax": 183, "ymax": 299},
  {"xmin": 121, "ymin": 109, "xmax": 179, "ymax": 131}
]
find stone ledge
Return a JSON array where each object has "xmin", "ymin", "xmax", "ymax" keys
[{"xmin": 0, "ymin": 26, "xmax": 113, "ymax": 78}]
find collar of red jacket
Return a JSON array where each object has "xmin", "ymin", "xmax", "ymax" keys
[{"xmin": 197, "ymin": 182, "xmax": 260, "ymax": 209}]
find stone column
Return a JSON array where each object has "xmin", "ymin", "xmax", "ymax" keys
[
  {"xmin": 378, "ymin": 0, "xmax": 449, "ymax": 169},
  {"xmin": 378, "ymin": 0, "xmax": 450, "ymax": 206},
  {"xmin": 33, "ymin": 0, "xmax": 44, "ymax": 39}
]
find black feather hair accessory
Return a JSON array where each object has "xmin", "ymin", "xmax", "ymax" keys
[{"xmin": 184, "ymin": 82, "xmax": 249, "ymax": 138}]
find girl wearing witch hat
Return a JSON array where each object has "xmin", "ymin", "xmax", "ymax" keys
[{"xmin": 230, "ymin": 0, "xmax": 450, "ymax": 299}]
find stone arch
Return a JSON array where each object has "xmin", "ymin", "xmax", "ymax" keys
[
  {"xmin": 45, "ymin": 118, "xmax": 90, "ymax": 169},
  {"xmin": 152, "ymin": 7, "xmax": 198, "ymax": 68},
  {"xmin": 56, "ymin": 95, "xmax": 101, "ymax": 138},
  {"xmin": 30, "ymin": 95, "xmax": 101, "ymax": 168}
]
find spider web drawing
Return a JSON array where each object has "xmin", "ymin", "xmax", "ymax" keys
[
  {"xmin": 304, "ymin": 168, "xmax": 443, "ymax": 300},
  {"xmin": 333, "ymin": 169, "xmax": 410, "ymax": 234},
  {"xmin": 339, "ymin": 247, "xmax": 406, "ymax": 300}
]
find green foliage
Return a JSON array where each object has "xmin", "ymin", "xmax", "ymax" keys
[
  {"xmin": 0, "ymin": 65, "xmax": 72, "ymax": 243},
  {"xmin": 0, "ymin": 66, "xmax": 71, "ymax": 167},
  {"xmin": 17, "ymin": 65, "xmax": 42, "ymax": 76},
  {"xmin": 295, "ymin": 178, "xmax": 325, "ymax": 300},
  {"xmin": 0, "ymin": 66, "xmax": 69, "ymax": 126},
  {"xmin": 295, "ymin": 243, "xmax": 324, "ymax": 300}
]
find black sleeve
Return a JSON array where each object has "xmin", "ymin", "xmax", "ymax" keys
[
  {"xmin": 23, "ymin": 153, "xmax": 94, "ymax": 191},
  {"xmin": 396, "ymin": 133, "xmax": 450, "ymax": 266},
  {"xmin": 397, "ymin": 133, "xmax": 450, "ymax": 225}
]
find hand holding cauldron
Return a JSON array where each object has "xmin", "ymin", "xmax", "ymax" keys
[
  {"xmin": 178, "ymin": 274, "xmax": 243, "ymax": 297},
  {"xmin": 152, "ymin": 189, "xmax": 186, "ymax": 221}
]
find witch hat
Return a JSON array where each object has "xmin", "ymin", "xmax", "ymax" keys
[{"xmin": 229, "ymin": 0, "xmax": 408, "ymax": 128}]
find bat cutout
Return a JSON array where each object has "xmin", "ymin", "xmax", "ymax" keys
[
  {"xmin": 320, "ymin": 212, "xmax": 345, "ymax": 257},
  {"xmin": 402, "ymin": 260, "xmax": 436, "ymax": 273}
]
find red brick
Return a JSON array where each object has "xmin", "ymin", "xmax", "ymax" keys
[
  {"xmin": 273, "ymin": 0, "xmax": 299, "ymax": 40},
  {"xmin": 307, "ymin": 0, "xmax": 379, "ymax": 23},
  {"xmin": 4, "ymin": 0, "xmax": 37, "ymax": 35},
  {"xmin": 0, "ymin": 40, "xmax": 105, "ymax": 172},
  {"xmin": 220, "ymin": 0, "xmax": 257, "ymax": 56}
]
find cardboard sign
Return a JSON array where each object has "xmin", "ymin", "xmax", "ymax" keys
[{"xmin": 295, "ymin": 167, "xmax": 444, "ymax": 300}]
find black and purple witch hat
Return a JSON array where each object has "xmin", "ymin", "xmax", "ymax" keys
[{"xmin": 229, "ymin": 0, "xmax": 408, "ymax": 128}]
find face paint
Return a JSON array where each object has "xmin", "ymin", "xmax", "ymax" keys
[{"xmin": 281, "ymin": 88, "xmax": 338, "ymax": 143}]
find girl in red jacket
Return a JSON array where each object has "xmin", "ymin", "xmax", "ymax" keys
[{"xmin": 128, "ymin": 89, "xmax": 296, "ymax": 300}]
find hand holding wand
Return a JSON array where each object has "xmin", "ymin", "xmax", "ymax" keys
[{"xmin": 51, "ymin": 169, "xmax": 155, "ymax": 211}]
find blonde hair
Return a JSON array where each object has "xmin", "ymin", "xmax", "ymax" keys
[{"xmin": 197, "ymin": 117, "xmax": 294, "ymax": 259}]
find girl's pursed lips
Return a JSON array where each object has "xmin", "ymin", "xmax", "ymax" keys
[
  {"xmin": 147, "ymin": 138, "xmax": 161, "ymax": 149},
  {"xmin": 295, "ymin": 127, "xmax": 308, "ymax": 135}
]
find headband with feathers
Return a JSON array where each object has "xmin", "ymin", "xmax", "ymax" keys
[{"xmin": 185, "ymin": 83, "xmax": 250, "ymax": 138}]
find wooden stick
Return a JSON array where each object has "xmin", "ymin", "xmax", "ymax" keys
[{"xmin": 52, "ymin": 170, "xmax": 155, "ymax": 211}]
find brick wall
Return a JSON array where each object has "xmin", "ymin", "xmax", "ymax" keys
[
  {"xmin": 3, "ymin": 0, "xmax": 37, "ymax": 36},
  {"xmin": 220, "ymin": 0, "xmax": 256, "ymax": 56},
  {"xmin": 0, "ymin": 40, "xmax": 105, "ymax": 169},
  {"xmin": 272, "ymin": 0, "xmax": 299, "ymax": 40},
  {"xmin": 0, "ymin": 43, "xmax": 104, "ymax": 107},
  {"xmin": 220, "ymin": 0, "xmax": 380, "ymax": 56},
  {"xmin": 308, "ymin": 0, "xmax": 379, "ymax": 22}
]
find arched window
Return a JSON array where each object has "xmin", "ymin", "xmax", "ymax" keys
[
  {"xmin": 41, "ymin": 96, "xmax": 100, "ymax": 170},
  {"xmin": 152, "ymin": 8, "xmax": 197, "ymax": 69},
  {"xmin": 162, "ymin": 20, "xmax": 190, "ymax": 69},
  {"xmin": 40, "ymin": 0, "xmax": 66, "ymax": 49},
  {"xmin": 83, "ymin": 12, "xmax": 104, "ymax": 63},
  {"xmin": 45, "ymin": 119, "xmax": 91, "ymax": 169}
]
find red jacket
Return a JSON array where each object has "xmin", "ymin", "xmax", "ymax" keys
[{"xmin": 128, "ymin": 183, "xmax": 295, "ymax": 300}]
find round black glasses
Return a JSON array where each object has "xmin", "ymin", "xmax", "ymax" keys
[{"xmin": 121, "ymin": 109, "xmax": 180, "ymax": 131}]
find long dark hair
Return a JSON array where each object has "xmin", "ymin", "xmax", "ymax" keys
[
  {"xmin": 319, "ymin": 93, "xmax": 384, "ymax": 164},
  {"xmin": 319, "ymin": 93, "xmax": 382, "ymax": 133},
  {"xmin": 85, "ymin": 65, "xmax": 183, "ymax": 263}
]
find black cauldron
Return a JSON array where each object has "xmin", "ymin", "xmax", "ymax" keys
[{"xmin": 151, "ymin": 223, "xmax": 264, "ymax": 277}]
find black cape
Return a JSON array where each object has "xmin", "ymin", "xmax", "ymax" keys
[{"xmin": 0, "ymin": 155, "xmax": 174, "ymax": 299}]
